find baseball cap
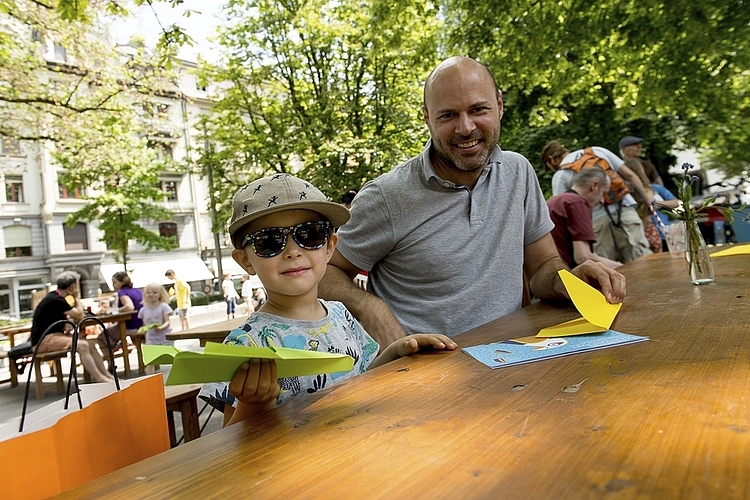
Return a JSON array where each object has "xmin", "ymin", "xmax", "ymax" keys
[
  {"xmin": 618, "ymin": 136, "xmax": 643, "ymax": 150},
  {"xmin": 228, "ymin": 173, "xmax": 351, "ymax": 240}
]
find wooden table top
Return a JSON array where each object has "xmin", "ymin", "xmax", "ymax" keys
[
  {"xmin": 59, "ymin": 251, "xmax": 750, "ymax": 499},
  {"xmin": 165, "ymin": 316, "xmax": 245, "ymax": 343}
]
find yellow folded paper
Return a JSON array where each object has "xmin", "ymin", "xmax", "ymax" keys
[
  {"xmin": 711, "ymin": 243, "xmax": 750, "ymax": 257},
  {"xmin": 537, "ymin": 269, "xmax": 622, "ymax": 337}
]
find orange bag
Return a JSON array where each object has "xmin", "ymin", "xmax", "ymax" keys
[
  {"xmin": 0, "ymin": 375, "xmax": 170, "ymax": 499},
  {"xmin": 0, "ymin": 318, "xmax": 170, "ymax": 499}
]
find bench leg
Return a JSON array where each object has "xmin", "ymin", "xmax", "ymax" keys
[
  {"xmin": 166, "ymin": 410, "xmax": 178, "ymax": 448},
  {"xmin": 34, "ymin": 360, "xmax": 44, "ymax": 399},
  {"xmin": 166, "ymin": 398, "xmax": 201, "ymax": 447},
  {"xmin": 54, "ymin": 358, "xmax": 64, "ymax": 395},
  {"xmin": 9, "ymin": 359, "xmax": 19, "ymax": 387}
]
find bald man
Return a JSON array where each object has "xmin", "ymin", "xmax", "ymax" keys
[{"xmin": 319, "ymin": 56, "xmax": 626, "ymax": 345}]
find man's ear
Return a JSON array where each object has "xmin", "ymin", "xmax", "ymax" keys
[
  {"xmin": 232, "ymin": 249, "xmax": 256, "ymax": 275},
  {"xmin": 497, "ymin": 89, "xmax": 504, "ymax": 120}
]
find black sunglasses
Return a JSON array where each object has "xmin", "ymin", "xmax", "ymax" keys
[{"xmin": 242, "ymin": 221, "xmax": 332, "ymax": 258}]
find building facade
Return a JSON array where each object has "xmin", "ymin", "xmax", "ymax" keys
[{"xmin": 0, "ymin": 57, "xmax": 230, "ymax": 319}]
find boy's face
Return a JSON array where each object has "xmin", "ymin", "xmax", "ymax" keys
[{"xmin": 232, "ymin": 209, "xmax": 336, "ymax": 306}]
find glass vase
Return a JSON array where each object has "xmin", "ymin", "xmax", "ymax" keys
[{"xmin": 685, "ymin": 220, "xmax": 715, "ymax": 285}]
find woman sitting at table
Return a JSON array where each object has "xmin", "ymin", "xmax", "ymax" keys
[{"xmin": 98, "ymin": 272, "xmax": 143, "ymax": 354}]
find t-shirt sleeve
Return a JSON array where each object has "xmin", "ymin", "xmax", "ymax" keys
[
  {"xmin": 335, "ymin": 180, "xmax": 395, "ymax": 272},
  {"xmin": 522, "ymin": 158, "xmax": 555, "ymax": 245}
]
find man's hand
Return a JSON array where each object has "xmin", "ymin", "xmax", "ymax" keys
[{"xmin": 570, "ymin": 260, "xmax": 626, "ymax": 304}]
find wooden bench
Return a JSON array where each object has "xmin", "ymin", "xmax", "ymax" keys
[
  {"xmin": 164, "ymin": 384, "xmax": 203, "ymax": 447},
  {"xmin": 6, "ymin": 349, "xmax": 70, "ymax": 399}
]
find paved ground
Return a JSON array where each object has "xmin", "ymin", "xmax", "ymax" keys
[{"xmin": 0, "ymin": 302, "xmax": 248, "ymax": 443}]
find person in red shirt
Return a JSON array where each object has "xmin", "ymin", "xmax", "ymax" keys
[{"xmin": 547, "ymin": 167, "xmax": 623, "ymax": 270}]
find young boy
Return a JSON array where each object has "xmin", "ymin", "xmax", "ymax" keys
[{"xmin": 200, "ymin": 174, "xmax": 456, "ymax": 426}]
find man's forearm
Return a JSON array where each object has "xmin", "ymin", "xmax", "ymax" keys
[
  {"xmin": 528, "ymin": 256, "xmax": 569, "ymax": 301},
  {"xmin": 319, "ymin": 265, "xmax": 406, "ymax": 347}
]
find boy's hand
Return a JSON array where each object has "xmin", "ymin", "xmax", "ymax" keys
[
  {"xmin": 228, "ymin": 358, "xmax": 281, "ymax": 405},
  {"xmin": 394, "ymin": 334, "xmax": 458, "ymax": 358}
]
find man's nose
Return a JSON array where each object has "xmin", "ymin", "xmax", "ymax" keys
[{"xmin": 455, "ymin": 113, "xmax": 476, "ymax": 136}]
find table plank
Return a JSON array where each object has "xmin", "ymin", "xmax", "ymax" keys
[
  {"xmin": 58, "ymin": 252, "xmax": 750, "ymax": 499},
  {"xmin": 166, "ymin": 316, "xmax": 245, "ymax": 346}
]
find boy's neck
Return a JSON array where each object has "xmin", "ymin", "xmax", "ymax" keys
[{"xmin": 260, "ymin": 293, "xmax": 326, "ymax": 321}]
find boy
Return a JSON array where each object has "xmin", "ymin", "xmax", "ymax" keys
[{"xmin": 200, "ymin": 174, "xmax": 456, "ymax": 426}]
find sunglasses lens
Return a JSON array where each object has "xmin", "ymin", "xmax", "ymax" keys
[
  {"xmin": 293, "ymin": 222, "xmax": 329, "ymax": 249},
  {"xmin": 252, "ymin": 229, "xmax": 286, "ymax": 257}
]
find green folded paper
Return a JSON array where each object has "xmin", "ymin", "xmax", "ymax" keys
[{"xmin": 142, "ymin": 343, "xmax": 355, "ymax": 385}]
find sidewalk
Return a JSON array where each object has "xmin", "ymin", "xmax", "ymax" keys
[{"xmin": 0, "ymin": 301, "xmax": 245, "ymax": 440}]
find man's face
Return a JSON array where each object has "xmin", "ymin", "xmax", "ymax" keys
[
  {"xmin": 622, "ymin": 142, "xmax": 642, "ymax": 159},
  {"xmin": 422, "ymin": 59, "xmax": 503, "ymax": 174},
  {"xmin": 587, "ymin": 177, "xmax": 612, "ymax": 208}
]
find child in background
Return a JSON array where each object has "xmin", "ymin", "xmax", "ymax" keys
[
  {"xmin": 138, "ymin": 283, "xmax": 173, "ymax": 343},
  {"xmin": 200, "ymin": 174, "xmax": 457, "ymax": 427}
]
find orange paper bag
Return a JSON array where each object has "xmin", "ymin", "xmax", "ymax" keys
[{"xmin": 0, "ymin": 374, "xmax": 170, "ymax": 499}]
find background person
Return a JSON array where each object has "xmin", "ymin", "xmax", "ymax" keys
[
  {"xmin": 221, "ymin": 272, "xmax": 239, "ymax": 320},
  {"xmin": 546, "ymin": 167, "xmax": 622, "ymax": 269},
  {"xmin": 200, "ymin": 174, "xmax": 456, "ymax": 426},
  {"xmin": 619, "ymin": 135, "xmax": 664, "ymax": 186},
  {"xmin": 99, "ymin": 271, "xmax": 143, "ymax": 353},
  {"xmin": 240, "ymin": 273, "xmax": 254, "ymax": 315},
  {"xmin": 623, "ymin": 158, "xmax": 663, "ymax": 254},
  {"xmin": 318, "ymin": 57, "xmax": 625, "ymax": 347},
  {"xmin": 30, "ymin": 271, "xmax": 114, "ymax": 383},
  {"xmin": 137, "ymin": 283, "xmax": 173, "ymax": 374},
  {"xmin": 544, "ymin": 140, "xmax": 653, "ymax": 263},
  {"xmin": 165, "ymin": 269, "xmax": 191, "ymax": 330}
]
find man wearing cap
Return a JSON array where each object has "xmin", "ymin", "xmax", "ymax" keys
[
  {"xmin": 619, "ymin": 135, "xmax": 664, "ymax": 186},
  {"xmin": 543, "ymin": 141, "xmax": 654, "ymax": 264},
  {"xmin": 318, "ymin": 56, "xmax": 626, "ymax": 346}
]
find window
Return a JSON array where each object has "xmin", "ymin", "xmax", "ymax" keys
[
  {"xmin": 159, "ymin": 222, "xmax": 178, "ymax": 245},
  {"xmin": 4, "ymin": 225, "xmax": 32, "ymax": 257},
  {"xmin": 58, "ymin": 182, "xmax": 81, "ymax": 199},
  {"xmin": 53, "ymin": 43, "xmax": 67, "ymax": 62},
  {"xmin": 1, "ymin": 138, "xmax": 23, "ymax": 156},
  {"xmin": 5, "ymin": 175, "xmax": 23, "ymax": 203},
  {"xmin": 148, "ymin": 141, "xmax": 174, "ymax": 163},
  {"xmin": 157, "ymin": 179, "xmax": 178, "ymax": 201},
  {"xmin": 63, "ymin": 222, "xmax": 88, "ymax": 251}
]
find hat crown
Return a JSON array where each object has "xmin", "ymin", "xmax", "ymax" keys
[{"xmin": 228, "ymin": 173, "xmax": 350, "ymax": 242}]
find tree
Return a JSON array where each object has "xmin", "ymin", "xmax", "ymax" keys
[
  {"xmin": 194, "ymin": 0, "xmax": 441, "ymax": 227},
  {"xmin": 0, "ymin": 0, "xmax": 179, "ymax": 266},
  {"xmin": 442, "ymin": 0, "xmax": 750, "ymax": 180}
]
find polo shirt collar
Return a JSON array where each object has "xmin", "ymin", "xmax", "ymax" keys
[{"xmin": 420, "ymin": 139, "xmax": 503, "ymax": 187}]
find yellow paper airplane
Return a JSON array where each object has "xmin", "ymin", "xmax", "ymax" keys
[
  {"xmin": 711, "ymin": 243, "xmax": 750, "ymax": 258},
  {"xmin": 537, "ymin": 269, "xmax": 622, "ymax": 337}
]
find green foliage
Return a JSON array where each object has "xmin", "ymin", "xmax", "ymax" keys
[
  {"xmin": 193, "ymin": 0, "xmax": 441, "ymax": 225},
  {"xmin": 1, "ymin": 0, "xmax": 179, "ymax": 266},
  {"xmin": 443, "ymin": 0, "xmax": 750, "ymax": 178}
]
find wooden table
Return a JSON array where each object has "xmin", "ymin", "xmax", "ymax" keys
[
  {"xmin": 90, "ymin": 312, "xmax": 138, "ymax": 376},
  {"xmin": 58, "ymin": 252, "xmax": 750, "ymax": 498},
  {"xmin": 0, "ymin": 323, "xmax": 31, "ymax": 348},
  {"xmin": 166, "ymin": 316, "xmax": 245, "ymax": 346}
]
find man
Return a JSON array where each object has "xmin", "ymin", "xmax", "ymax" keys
[
  {"xmin": 543, "ymin": 141, "xmax": 653, "ymax": 264},
  {"xmin": 165, "ymin": 269, "xmax": 190, "ymax": 330},
  {"xmin": 30, "ymin": 271, "xmax": 114, "ymax": 383},
  {"xmin": 619, "ymin": 135, "xmax": 663, "ymax": 186},
  {"xmin": 319, "ymin": 56, "xmax": 625, "ymax": 346},
  {"xmin": 547, "ymin": 167, "xmax": 622, "ymax": 269},
  {"xmin": 618, "ymin": 136, "xmax": 643, "ymax": 161}
]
